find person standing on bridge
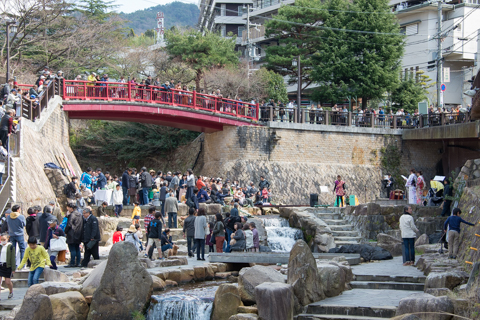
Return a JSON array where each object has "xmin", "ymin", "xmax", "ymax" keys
[{"xmin": 0, "ymin": 109, "xmax": 14, "ymax": 151}]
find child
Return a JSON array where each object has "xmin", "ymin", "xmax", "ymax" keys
[
  {"xmin": 0, "ymin": 234, "xmax": 15, "ymax": 299},
  {"xmin": 113, "ymin": 184, "xmax": 123, "ymax": 217},
  {"xmin": 44, "ymin": 219, "xmax": 65, "ymax": 270},
  {"xmin": 131, "ymin": 202, "xmax": 141, "ymax": 225},
  {"xmin": 135, "ymin": 224, "xmax": 144, "ymax": 251},
  {"xmin": 244, "ymin": 223, "xmax": 253, "ymax": 252},
  {"xmin": 112, "ymin": 226, "xmax": 124, "ymax": 244},
  {"xmin": 250, "ymin": 222, "xmax": 259, "ymax": 252},
  {"xmin": 262, "ymin": 187, "xmax": 269, "ymax": 203},
  {"xmin": 18, "ymin": 236, "xmax": 52, "ymax": 287},
  {"xmin": 206, "ymin": 222, "xmax": 214, "ymax": 253}
]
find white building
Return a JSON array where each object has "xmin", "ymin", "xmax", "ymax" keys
[{"xmin": 393, "ymin": 0, "xmax": 480, "ymax": 107}]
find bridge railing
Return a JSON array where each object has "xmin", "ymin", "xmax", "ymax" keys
[
  {"xmin": 260, "ymin": 106, "xmax": 472, "ymax": 129},
  {"xmin": 19, "ymin": 80, "xmax": 55, "ymax": 122},
  {"xmin": 62, "ymin": 80, "xmax": 259, "ymax": 122}
]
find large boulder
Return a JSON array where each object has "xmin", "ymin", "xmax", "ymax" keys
[
  {"xmin": 43, "ymin": 268, "xmax": 70, "ymax": 282},
  {"xmin": 415, "ymin": 234, "xmax": 429, "ymax": 248},
  {"xmin": 40, "ymin": 282, "xmax": 83, "ymax": 295},
  {"xmin": 81, "ymin": 260, "xmax": 108, "ymax": 296},
  {"xmin": 151, "ymin": 275, "xmax": 166, "ymax": 291},
  {"xmin": 317, "ymin": 263, "xmax": 346, "ymax": 297},
  {"xmin": 424, "ymin": 271, "xmax": 468, "ymax": 290},
  {"xmin": 238, "ymin": 265, "xmax": 285, "ymax": 303},
  {"xmin": 14, "ymin": 284, "xmax": 53, "ymax": 320},
  {"xmin": 87, "ymin": 242, "xmax": 153, "ymax": 320},
  {"xmin": 255, "ymin": 282, "xmax": 294, "ymax": 320},
  {"xmin": 329, "ymin": 244, "xmax": 393, "ymax": 261},
  {"xmin": 287, "ymin": 240, "xmax": 324, "ymax": 310},
  {"xmin": 376, "ymin": 233, "xmax": 403, "ymax": 256},
  {"xmin": 50, "ymin": 291, "xmax": 89, "ymax": 320},
  {"xmin": 212, "ymin": 284, "xmax": 243, "ymax": 320},
  {"xmin": 396, "ymin": 293, "xmax": 454, "ymax": 320}
]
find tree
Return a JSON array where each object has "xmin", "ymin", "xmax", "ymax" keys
[
  {"xmin": 264, "ymin": 0, "xmax": 324, "ymax": 92},
  {"xmin": 144, "ymin": 29, "xmax": 156, "ymax": 38},
  {"xmin": 164, "ymin": 29, "xmax": 239, "ymax": 90},
  {"xmin": 310, "ymin": 0, "xmax": 404, "ymax": 108},
  {"xmin": 77, "ymin": 0, "xmax": 117, "ymax": 21},
  {"xmin": 390, "ymin": 70, "xmax": 432, "ymax": 113},
  {"xmin": 261, "ymin": 69, "xmax": 288, "ymax": 103}
]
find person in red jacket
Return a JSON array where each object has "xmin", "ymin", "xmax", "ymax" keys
[{"xmin": 112, "ymin": 226, "xmax": 123, "ymax": 244}]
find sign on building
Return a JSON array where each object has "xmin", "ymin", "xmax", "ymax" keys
[
  {"xmin": 156, "ymin": 12, "xmax": 164, "ymax": 44},
  {"xmin": 444, "ymin": 67, "xmax": 450, "ymax": 83}
]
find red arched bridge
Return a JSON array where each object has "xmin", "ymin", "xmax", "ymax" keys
[{"xmin": 21, "ymin": 79, "xmax": 259, "ymax": 132}]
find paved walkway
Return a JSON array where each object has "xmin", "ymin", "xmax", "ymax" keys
[{"xmin": 352, "ymin": 256, "xmax": 425, "ymax": 277}]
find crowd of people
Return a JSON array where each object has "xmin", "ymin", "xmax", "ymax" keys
[
  {"xmin": 0, "ymin": 200, "xmax": 100, "ymax": 298},
  {"xmin": 260, "ymin": 100, "xmax": 473, "ymax": 128}
]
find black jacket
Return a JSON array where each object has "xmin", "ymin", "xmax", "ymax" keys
[
  {"xmin": 82, "ymin": 214, "xmax": 100, "ymax": 243},
  {"xmin": 225, "ymin": 216, "xmax": 241, "ymax": 231},
  {"xmin": 140, "ymin": 171, "xmax": 152, "ymax": 188},
  {"xmin": 64, "ymin": 211, "xmax": 83, "ymax": 244},
  {"xmin": 39, "ymin": 212, "xmax": 54, "ymax": 243},
  {"xmin": 26, "ymin": 215, "xmax": 40, "ymax": 240},
  {"xmin": 66, "ymin": 181, "xmax": 77, "ymax": 199},
  {"xmin": 121, "ymin": 171, "xmax": 130, "ymax": 189},
  {"xmin": 183, "ymin": 215, "xmax": 196, "ymax": 237},
  {"xmin": 147, "ymin": 218, "xmax": 162, "ymax": 239},
  {"xmin": 160, "ymin": 186, "xmax": 167, "ymax": 201},
  {"xmin": 259, "ymin": 179, "xmax": 270, "ymax": 190}
]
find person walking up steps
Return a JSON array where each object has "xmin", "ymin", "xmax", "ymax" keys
[
  {"xmin": 18, "ymin": 236, "xmax": 52, "ymax": 287},
  {"xmin": 145, "ymin": 212, "xmax": 164, "ymax": 260},
  {"xmin": 444, "ymin": 208, "xmax": 475, "ymax": 259}
]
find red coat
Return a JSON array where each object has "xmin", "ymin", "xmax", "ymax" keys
[{"xmin": 112, "ymin": 231, "xmax": 123, "ymax": 244}]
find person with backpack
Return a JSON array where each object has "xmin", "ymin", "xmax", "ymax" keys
[
  {"xmin": 6, "ymin": 205, "xmax": 26, "ymax": 262},
  {"xmin": 64, "ymin": 203, "xmax": 83, "ymax": 268},
  {"xmin": 186, "ymin": 188, "xmax": 199, "ymax": 210},
  {"xmin": 0, "ymin": 233, "xmax": 15, "ymax": 299},
  {"xmin": 124, "ymin": 225, "xmax": 140, "ymax": 251},
  {"xmin": 26, "ymin": 207, "xmax": 40, "ymax": 242},
  {"xmin": 145, "ymin": 211, "xmax": 164, "ymax": 260}
]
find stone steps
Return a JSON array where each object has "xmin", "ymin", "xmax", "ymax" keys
[
  {"xmin": 322, "ymin": 219, "xmax": 348, "ymax": 226},
  {"xmin": 328, "ymin": 224, "xmax": 354, "ymax": 231},
  {"xmin": 334, "ymin": 240, "xmax": 361, "ymax": 247},
  {"xmin": 333, "ymin": 236, "xmax": 363, "ymax": 242},
  {"xmin": 305, "ymin": 301, "xmax": 397, "ymax": 319},
  {"xmin": 331, "ymin": 230, "xmax": 358, "ymax": 237},
  {"xmin": 350, "ymin": 281, "xmax": 424, "ymax": 291},
  {"xmin": 354, "ymin": 274, "xmax": 426, "ymax": 283},
  {"xmin": 11, "ymin": 278, "xmax": 44, "ymax": 288},
  {"xmin": 314, "ymin": 213, "xmax": 341, "ymax": 220},
  {"xmin": 296, "ymin": 315, "xmax": 391, "ymax": 320}
]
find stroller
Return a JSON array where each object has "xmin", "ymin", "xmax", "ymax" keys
[{"xmin": 426, "ymin": 180, "xmax": 444, "ymax": 206}]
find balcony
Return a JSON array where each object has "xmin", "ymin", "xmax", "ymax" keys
[{"xmin": 241, "ymin": 25, "xmax": 266, "ymax": 43}]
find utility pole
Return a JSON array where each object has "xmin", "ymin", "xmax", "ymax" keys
[
  {"xmin": 297, "ymin": 55, "xmax": 301, "ymax": 122},
  {"xmin": 437, "ymin": 0, "xmax": 443, "ymax": 108},
  {"xmin": 246, "ymin": 4, "xmax": 250, "ymax": 79}
]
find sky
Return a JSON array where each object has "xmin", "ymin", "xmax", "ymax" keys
[{"xmin": 114, "ymin": 0, "xmax": 197, "ymax": 14}]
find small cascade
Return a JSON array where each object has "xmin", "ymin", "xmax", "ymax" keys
[
  {"xmin": 261, "ymin": 216, "xmax": 303, "ymax": 252},
  {"xmin": 147, "ymin": 294, "xmax": 213, "ymax": 320}
]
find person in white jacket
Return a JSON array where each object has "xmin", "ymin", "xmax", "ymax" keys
[
  {"xmin": 399, "ymin": 205, "xmax": 419, "ymax": 266},
  {"xmin": 112, "ymin": 184, "xmax": 123, "ymax": 217},
  {"xmin": 6, "ymin": 89, "xmax": 20, "ymax": 115}
]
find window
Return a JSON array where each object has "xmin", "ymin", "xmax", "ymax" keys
[
  {"xmin": 221, "ymin": 25, "xmax": 226, "ymax": 37},
  {"xmin": 238, "ymin": 6, "xmax": 243, "ymax": 16},
  {"xmin": 400, "ymin": 23, "xmax": 418, "ymax": 36},
  {"xmin": 238, "ymin": 26, "xmax": 246, "ymax": 37}
]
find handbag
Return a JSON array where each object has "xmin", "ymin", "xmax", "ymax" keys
[
  {"xmin": 57, "ymin": 250, "xmax": 66, "ymax": 262},
  {"xmin": 49, "ymin": 236, "xmax": 67, "ymax": 252},
  {"xmin": 86, "ymin": 240, "xmax": 97, "ymax": 250}
]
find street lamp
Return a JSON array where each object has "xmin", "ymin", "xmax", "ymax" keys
[
  {"xmin": 292, "ymin": 56, "xmax": 301, "ymax": 122},
  {"xmin": 5, "ymin": 20, "xmax": 17, "ymax": 82}
]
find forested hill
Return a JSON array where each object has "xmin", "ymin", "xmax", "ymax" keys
[{"xmin": 120, "ymin": 2, "xmax": 200, "ymax": 35}]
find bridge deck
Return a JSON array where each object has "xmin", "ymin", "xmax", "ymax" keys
[{"xmin": 208, "ymin": 252, "xmax": 361, "ymax": 265}]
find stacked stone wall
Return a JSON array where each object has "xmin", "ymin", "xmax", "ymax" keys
[
  {"xmin": 197, "ymin": 126, "xmax": 401, "ymax": 205},
  {"xmin": 15, "ymin": 97, "xmax": 82, "ymax": 209}
]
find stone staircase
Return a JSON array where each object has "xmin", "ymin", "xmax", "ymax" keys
[
  {"xmin": 10, "ymin": 270, "xmax": 44, "ymax": 288},
  {"xmin": 314, "ymin": 208, "xmax": 362, "ymax": 247},
  {"xmin": 296, "ymin": 257, "xmax": 426, "ymax": 320}
]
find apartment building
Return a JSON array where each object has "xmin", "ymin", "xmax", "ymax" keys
[{"xmin": 393, "ymin": 0, "xmax": 480, "ymax": 107}]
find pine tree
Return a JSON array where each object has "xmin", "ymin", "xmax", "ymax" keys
[{"xmin": 311, "ymin": 0, "xmax": 404, "ymax": 107}]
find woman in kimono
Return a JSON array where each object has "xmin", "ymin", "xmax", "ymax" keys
[
  {"xmin": 405, "ymin": 169, "xmax": 417, "ymax": 205},
  {"xmin": 415, "ymin": 171, "xmax": 425, "ymax": 205}
]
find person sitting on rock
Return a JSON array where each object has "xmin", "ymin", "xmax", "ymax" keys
[
  {"xmin": 112, "ymin": 226, "xmax": 123, "ymax": 244},
  {"xmin": 18, "ymin": 236, "xmax": 52, "ymax": 286},
  {"xmin": 161, "ymin": 228, "xmax": 178, "ymax": 257},
  {"xmin": 124, "ymin": 225, "xmax": 140, "ymax": 251},
  {"xmin": 444, "ymin": 208, "xmax": 475, "ymax": 259},
  {"xmin": 230, "ymin": 222, "xmax": 246, "ymax": 252}
]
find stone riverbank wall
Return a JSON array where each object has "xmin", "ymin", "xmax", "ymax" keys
[
  {"xmin": 15, "ymin": 96, "xmax": 82, "ymax": 208},
  {"xmin": 196, "ymin": 123, "xmax": 404, "ymax": 205}
]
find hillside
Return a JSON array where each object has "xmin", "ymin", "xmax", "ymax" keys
[{"xmin": 120, "ymin": 1, "xmax": 200, "ymax": 35}]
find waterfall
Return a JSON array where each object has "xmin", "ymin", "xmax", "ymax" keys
[
  {"xmin": 261, "ymin": 216, "xmax": 303, "ymax": 252},
  {"xmin": 147, "ymin": 294, "xmax": 213, "ymax": 320}
]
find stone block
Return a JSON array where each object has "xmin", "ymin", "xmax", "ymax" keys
[
  {"xmin": 43, "ymin": 268, "xmax": 69, "ymax": 282},
  {"xmin": 425, "ymin": 271, "xmax": 468, "ymax": 290},
  {"xmin": 207, "ymin": 204, "xmax": 222, "ymax": 215},
  {"xmin": 255, "ymin": 282, "xmax": 294, "ymax": 320},
  {"xmin": 376, "ymin": 233, "xmax": 403, "ymax": 256},
  {"xmin": 212, "ymin": 284, "xmax": 243, "ymax": 320},
  {"xmin": 49, "ymin": 291, "xmax": 89, "ymax": 320},
  {"xmin": 396, "ymin": 293, "xmax": 454, "ymax": 320},
  {"xmin": 238, "ymin": 265, "xmax": 285, "ymax": 303},
  {"xmin": 194, "ymin": 266, "xmax": 206, "ymax": 281},
  {"xmin": 151, "ymin": 275, "xmax": 166, "ymax": 291},
  {"xmin": 178, "ymin": 203, "xmax": 188, "ymax": 216},
  {"xmin": 40, "ymin": 282, "xmax": 82, "ymax": 295}
]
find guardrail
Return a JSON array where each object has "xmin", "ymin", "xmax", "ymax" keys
[
  {"xmin": 260, "ymin": 106, "xmax": 473, "ymax": 129},
  {"xmin": 20, "ymin": 80, "xmax": 56, "ymax": 122},
  {"xmin": 62, "ymin": 80, "xmax": 259, "ymax": 122}
]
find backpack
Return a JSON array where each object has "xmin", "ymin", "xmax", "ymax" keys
[{"xmin": 63, "ymin": 183, "xmax": 69, "ymax": 195}]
